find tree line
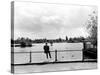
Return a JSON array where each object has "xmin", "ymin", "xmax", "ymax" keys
[{"xmin": 11, "ymin": 36, "xmax": 86, "ymax": 44}]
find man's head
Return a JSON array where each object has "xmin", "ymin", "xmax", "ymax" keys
[{"xmin": 45, "ymin": 43, "xmax": 48, "ymax": 45}]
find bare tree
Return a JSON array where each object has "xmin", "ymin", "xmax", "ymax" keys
[{"xmin": 87, "ymin": 11, "xmax": 97, "ymax": 47}]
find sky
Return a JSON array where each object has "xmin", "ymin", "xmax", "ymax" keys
[{"xmin": 13, "ymin": 2, "xmax": 97, "ymax": 40}]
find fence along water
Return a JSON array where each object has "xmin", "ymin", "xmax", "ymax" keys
[{"xmin": 12, "ymin": 49, "xmax": 83, "ymax": 64}]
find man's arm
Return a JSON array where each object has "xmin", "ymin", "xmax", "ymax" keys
[{"xmin": 43, "ymin": 46, "xmax": 45, "ymax": 50}]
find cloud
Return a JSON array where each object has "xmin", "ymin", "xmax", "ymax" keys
[{"xmin": 14, "ymin": 2, "xmax": 97, "ymax": 39}]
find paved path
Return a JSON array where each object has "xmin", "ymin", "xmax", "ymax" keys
[{"xmin": 13, "ymin": 62, "xmax": 97, "ymax": 74}]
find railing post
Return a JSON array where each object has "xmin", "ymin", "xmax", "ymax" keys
[
  {"xmin": 82, "ymin": 42, "xmax": 86, "ymax": 61},
  {"xmin": 29, "ymin": 51, "xmax": 32, "ymax": 63},
  {"xmin": 55, "ymin": 50, "xmax": 57, "ymax": 62}
]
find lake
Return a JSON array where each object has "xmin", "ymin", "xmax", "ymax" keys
[
  {"xmin": 12, "ymin": 42, "xmax": 83, "ymax": 64},
  {"xmin": 12, "ymin": 42, "xmax": 83, "ymax": 52}
]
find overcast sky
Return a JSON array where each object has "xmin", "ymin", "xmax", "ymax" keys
[{"xmin": 14, "ymin": 2, "xmax": 97, "ymax": 40}]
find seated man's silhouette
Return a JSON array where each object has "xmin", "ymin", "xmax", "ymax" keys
[{"xmin": 43, "ymin": 43, "xmax": 51, "ymax": 59}]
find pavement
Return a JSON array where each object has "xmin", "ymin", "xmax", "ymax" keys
[{"xmin": 13, "ymin": 61, "xmax": 97, "ymax": 74}]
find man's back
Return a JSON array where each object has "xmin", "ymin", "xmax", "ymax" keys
[{"xmin": 44, "ymin": 45, "xmax": 49, "ymax": 53}]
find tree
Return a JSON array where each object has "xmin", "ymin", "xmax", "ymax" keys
[
  {"xmin": 66, "ymin": 36, "xmax": 68, "ymax": 41},
  {"xmin": 86, "ymin": 11, "xmax": 97, "ymax": 46}
]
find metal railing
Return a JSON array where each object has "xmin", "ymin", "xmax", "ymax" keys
[{"xmin": 11, "ymin": 50, "xmax": 83, "ymax": 65}]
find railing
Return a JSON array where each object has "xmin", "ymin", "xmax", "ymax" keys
[{"xmin": 11, "ymin": 50, "xmax": 83, "ymax": 65}]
